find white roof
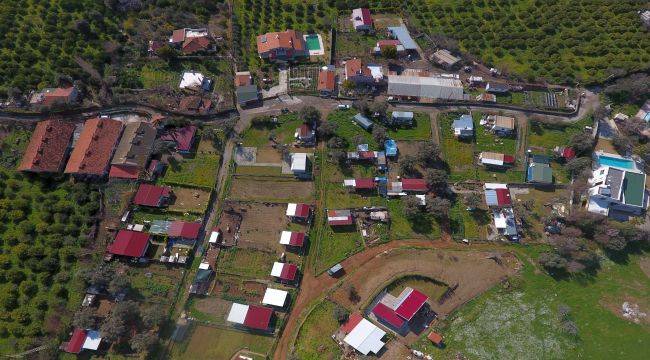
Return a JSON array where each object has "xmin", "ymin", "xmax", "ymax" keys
[
  {"xmin": 208, "ymin": 231, "xmax": 220, "ymax": 244},
  {"xmin": 262, "ymin": 288, "xmax": 288, "ymax": 307},
  {"xmin": 484, "ymin": 183, "xmax": 508, "ymax": 189},
  {"xmin": 180, "ymin": 71, "xmax": 205, "ymax": 89},
  {"xmin": 481, "ymin": 158, "xmax": 503, "ymax": 166},
  {"xmin": 343, "ymin": 179, "xmax": 356, "ymax": 187},
  {"xmin": 286, "ymin": 203, "xmax": 297, "ymax": 216},
  {"xmin": 367, "ymin": 65, "xmax": 383, "ymax": 80},
  {"xmin": 343, "ymin": 318, "xmax": 386, "ymax": 355},
  {"xmin": 271, "ymin": 262, "xmax": 284, "ymax": 277},
  {"xmin": 279, "ymin": 231, "xmax": 293, "ymax": 245},
  {"xmin": 291, "ymin": 153, "xmax": 308, "ymax": 172},
  {"xmin": 387, "ymin": 74, "xmax": 464, "ymax": 100},
  {"xmin": 198, "ymin": 262, "xmax": 210, "ymax": 270},
  {"xmin": 416, "ymin": 194, "xmax": 426, "ymax": 205},
  {"xmin": 227, "ymin": 303, "xmax": 249, "ymax": 324},
  {"xmin": 82, "ymin": 330, "xmax": 102, "ymax": 350}
]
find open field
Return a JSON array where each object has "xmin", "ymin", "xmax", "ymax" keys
[
  {"xmin": 242, "ymin": 114, "xmax": 304, "ymax": 147},
  {"xmin": 527, "ymin": 116, "xmax": 593, "ymax": 153},
  {"xmin": 127, "ymin": 264, "xmax": 182, "ymax": 304},
  {"xmin": 162, "ymin": 154, "xmax": 221, "ymax": 189},
  {"xmin": 387, "ymin": 199, "xmax": 441, "ymax": 240},
  {"xmin": 168, "ymin": 187, "xmax": 211, "ymax": 214},
  {"xmin": 293, "ymin": 299, "xmax": 343, "ymax": 360},
  {"xmin": 449, "ymin": 201, "xmax": 490, "ymax": 241},
  {"xmin": 387, "ymin": 275, "xmax": 449, "ymax": 302},
  {"xmin": 321, "ymin": 157, "xmax": 377, "ymax": 183},
  {"xmin": 413, "ymin": 249, "xmax": 650, "ymax": 359},
  {"xmin": 335, "ymin": 31, "xmax": 379, "ymax": 62},
  {"xmin": 323, "ymin": 182, "xmax": 384, "ymax": 209},
  {"xmin": 387, "ymin": 112, "xmax": 432, "ymax": 141},
  {"xmin": 237, "ymin": 202, "xmax": 307, "ymax": 253},
  {"xmin": 229, "ymin": 177, "xmax": 314, "ymax": 203},
  {"xmin": 171, "ymin": 324, "xmax": 274, "ymax": 359},
  {"xmin": 217, "ymin": 247, "xmax": 277, "ymax": 279},
  {"xmin": 327, "ymin": 109, "xmax": 377, "ymax": 150},
  {"xmin": 314, "ymin": 219, "xmax": 364, "ymax": 273},
  {"xmin": 187, "ymin": 296, "xmax": 231, "ymax": 324}
]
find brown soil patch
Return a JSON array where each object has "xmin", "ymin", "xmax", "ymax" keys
[
  {"xmin": 229, "ymin": 178, "xmax": 314, "ymax": 203},
  {"xmin": 256, "ymin": 148, "xmax": 283, "ymax": 163},
  {"xmin": 595, "ymin": 138, "xmax": 619, "ymax": 154},
  {"xmin": 237, "ymin": 202, "xmax": 307, "ymax": 257},
  {"xmin": 600, "ymin": 295, "xmax": 649, "ymax": 325},
  {"xmin": 216, "ymin": 202, "xmax": 244, "ymax": 247},
  {"xmin": 638, "ymin": 256, "xmax": 650, "ymax": 279},
  {"xmin": 213, "ymin": 276, "xmax": 267, "ymax": 303},
  {"xmin": 168, "ymin": 187, "xmax": 211, "ymax": 213},
  {"xmin": 193, "ymin": 296, "xmax": 231, "ymax": 320}
]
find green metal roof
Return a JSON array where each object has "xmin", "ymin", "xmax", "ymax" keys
[
  {"xmin": 528, "ymin": 163, "xmax": 553, "ymax": 183},
  {"xmin": 623, "ymin": 171, "xmax": 646, "ymax": 207}
]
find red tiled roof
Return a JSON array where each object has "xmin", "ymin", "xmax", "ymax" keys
[
  {"xmin": 243, "ymin": 305, "xmax": 273, "ymax": 330},
  {"xmin": 503, "ymin": 155, "xmax": 515, "ymax": 164},
  {"xmin": 428, "ymin": 331, "xmax": 443, "ymax": 345},
  {"xmin": 327, "ymin": 210, "xmax": 353, "ymax": 226},
  {"xmin": 171, "ymin": 29, "xmax": 186, "ymax": 43},
  {"xmin": 318, "ymin": 70, "xmax": 336, "ymax": 91},
  {"xmin": 64, "ymin": 118, "xmax": 123, "ymax": 176},
  {"xmin": 377, "ymin": 39, "xmax": 401, "ymax": 47},
  {"xmin": 19, "ymin": 119, "xmax": 75, "ymax": 173},
  {"xmin": 562, "ymin": 147, "xmax": 576, "ymax": 160},
  {"xmin": 340, "ymin": 312, "xmax": 363, "ymax": 334},
  {"xmin": 257, "ymin": 30, "xmax": 305, "ymax": 54},
  {"xmin": 288, "ymin": 232, "xmax": 305, "ymax": 247},
  {"xmin": 179, "ymin": 96, "xmax": 212, "ymax": 113},
  {"xmin": 133, "ymin": 183, "xmax": 171, "ymax": 207},
  {"xmin": 298, "ymin": 124, "xmax": 312, "ymax": 137},
  {"xmin": 168, "ymin": 221, "xmax": 202, "ymax": 240},
  {"xmin": 280, "ymin": 263, "xmax": 298, "ymax": 281},
  {"xmin": 109, "ymin": 164, "xmax": 140, "ymax": 179},
  {"xmin": 394, "ymin": 288, "xmax": 428, "ymax": 321},
  {"xmin": 292, "ymin": 204, "xmax": 311, "ymax": 218},
  {"xmin": 360, "ymin": 8, "xmax": 372, "ymax": 25},
  {"xmin": 355, "ymin": 178, "xmax": 376, "ymax": 189},
  {"xmin": 160, "ymin": 125, "xmax": 197, "ymax": 152},
  {"xmin": 235, "ymin": 73, "xmax": 252, "ymax": 87},
  {"xmin": 372, "ymin": 302, "xmax": 405, "ymax": 329},
  {"xmin": 63, "ymin": 328, "xmax": 87, "ymax": 354},
  {"xmin": 108, "ymin": 230, "xmax": 150, "ymax": 258},
  {"xmin": 345, "ymin": 58, "xmax": 372, "ymax": 78},
  {"xmin": 42, "ymin": 87, "xmax": 76, "ymax": 106},
  {"xmin": 495, "ymin": 188, "xmax": 512, "ymax": 206},
  {"xmin": 358, "ymin": 151, "xmax": 376, "ymax": 159},
  {"xmin": 401, "ymin": 178, "xmax": 428, "ymax": 192},
  {"xmin": 182, "ymin": 36, "xmax": 211, "ymax": 54}
]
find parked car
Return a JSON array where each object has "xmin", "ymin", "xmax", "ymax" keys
[
  {"xmin": 327, "ymin": 263, "xmax": 343, "ymax": 276},
  {"xmin": 337, "ymin": 104, "xmax": 351, "ymax": 109}
]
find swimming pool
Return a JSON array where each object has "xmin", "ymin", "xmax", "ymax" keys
[
  {"xmin": 305, "ymin": 35, "xmax": 321, "ymax": 50},
  {"xmin": 598, "ymin": 155, "xmax": 635, "ymax": 169}
]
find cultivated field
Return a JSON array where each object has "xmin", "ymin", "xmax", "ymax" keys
[
  {"xmin": 162, "ymin": 153, "xmax": 221, "ymax": 189},
  {"xmin": 217, "ymin": 247, "xmax": 277, "ymax": 279},
  {"xmin": 171, "ymin": 324, "xmax": 274, "ymax": 359},
  {"xmin": 236, "ymin": 202, "xmax": 308, "ymax": 254},
  {"xmin": 168, "ymin": 187, "xmax": 212, "ymax": 214},
  {"xmin": 229, "ymin": 178, "xmax": 314, "ymax": 203}
]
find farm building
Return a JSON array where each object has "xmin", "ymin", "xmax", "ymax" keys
[
  {"xmin": 476, "ymin": 93, "xmax": 496, "ymax": 102},
  {"xmin": 387, "ymin": 26, "xmax": 418, "ymax": 52},
  {"xmin": 160, "ymin": 125, "xmax": 197, "ymax": 154},
  {"xmin": 279, "ymin": 231, "xmax": 306, "ymax": 247},
  {"xmin": 290, "ymin": 153, "xmax": 311, "ymax": 178},
  {"xmin": 270, "ymin": 262, "xmax": 298, "ymax": 283},
  {"xmin": 351, "ymin": 8, "xmax": 373, "ymax": 32},
  {"xmin": 107, "ymin": 230, "xmax": 151, "ymax": 259},
  {"xmin": 327, "ymin": 209, "xmax": 354, "ymax": 226},
  {"xmin": 452, "ymin": 114, "xmax": 474, "ymax": 138},
  {"xmin": 262, "ymin": 288, "xmax": 289, "ymax": 308},
  {"xmin": 353, "ymin": 113, "xmax": 374, "ymax": 130},
  {"xmin": 371, "ymin": 287, "xmax": 429, "ymax": 331},
  {"xmin": 387, "ymin": 74, "xmax": 465, "ymax": 101},
  {"xmin": 493, "ymin": 208, "xmax": 518, "ymax": 239},
  {"xmin": 64, "ymin": 118, "xmax": 123, "ymax": 178},
  {"xmin": 587, "ymin": 156, "xmax": 648, "ymax": 217},
  {"xmin": 431, "ymin": 49, "xmax": 461, "ymax": 69},
  {"xmin": 179, "ymin": 71, "xmax": 212, "ymax": 91},
  {"xmin": 30, "ymin": 86, "xmax": 79, "ymax": 107},
  {"xmin": 256, "ymin": 30, "xmax": 308, "ymax": 62},
  {"xmin": 484, "ymin": 183, "xmax": 512, "ymax": 207},
  {"xmin": 234, "ymin": 71, "xmax": 253, "ymax": 87},
  {"xmin": 342, "ymin": 315, "xmax": 386, "ymax": 356},
  {"xmin": 60, "ymin": 329, "xmax": 102, "ymax": 354},
  {"xmin": 486, "ymin": 115, "xmax": 516, "ymax": 136},
  {"xmin": 189, "ymin": 262, "xmax": 213, "ymax": 295},
  {"xmin": 486, "ymin": 83, "xmax": 509, "ymax": 94},
  {"xmin": 479, "ymin": 152, "xmax": 515, "ymax": 167},
  {"xmin": 133, "ymin": 183, "xmax": 172, "ymax": 208},
  {"xmin": 18, "ymin": 119, "xmax": 75, "ymax": 173},
  {"xmin": 295, "ymin": 123, "xmax": 316, "ymax": 145},
  {"xmin": 343, "ymin": 178, "xmax": 376, "ymax": 191},
  {"xmin": 168, "ymin": 221, "xmax": 202, "ymax": 242},
  {"xmin": 390, "ymin": 111, "xmax": 414, "ymax": 126},
  {"xmin": 109, "ymin": 121, "xmax": 156, "ymax": 179},
  {"xmin": 236, "ymin": 85, "xmax": 260, "ymax": 107},
  {"xmin": 401, "ymin": 178, "xmax": 429, "ymax": 192},
  {"xmin": 227, "ymin": 303, "xmax": 274, "ymax": 331},
  {"xmin": 384, "ymin": 139, "xmax": 398, "ymax": 157},
  {"xmin": 286, "ymin": 203, "xmax": 311, "ymax": 221},
  {"xmin": 317, "ymin": 66, "xmax": 337, "ymax": 97}
]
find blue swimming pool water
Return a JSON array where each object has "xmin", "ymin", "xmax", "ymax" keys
[{"xmin": 598, "ymin": 155, "xmax": 634, "ymax": 169}]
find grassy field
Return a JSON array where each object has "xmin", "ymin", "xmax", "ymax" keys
[
  {"xmin": 235, "ymin": 165, "xmax": 287, "ymax": 177},
  {"xmin": 323, "ymin": 182, "xmax": 384, "ymax": 209},
  {"xmin": 293, "ymin": 300, "xmax": 343, "ymax": 360},
  {"xmin": 387, "ymin": 199, "xmax": 441, "ymax": 240},
  {"xmin": 128, "ymin": 267, "xmax": 178, "ymax": 303},
  {"xmin": 172, "ymin": 324, "xmax": 274, "ymax": 359},
  {"xmin": 141, "ymin": 64, "xmax": 178, "ymax": 88},
  {"xmin": 162, "ymin": 154, "xmax": 221, "ymax": 189},
  {"xmin": 473, "ymin": 112, "xmax": 517, "ymax": 155},
  {"xmin": 528, "ymin": 116, "xmax": 594, "ymax": 152},
  {"xmin": 387, "ymin": 112, "xmax": 432, "ymax": 141},
  {"xmin": 438, "ymin": 112, "xmax": 476, "ymax": 179},
  {"xmin": 242, "ymin": 114, "xmax": 304, "ymax": 147},
  {"xmin": 449, "ymin": 201, "xmax": 490, "ymax": 240},
  {"xmin": 387, "ymin": 275, "xmax": 448, "ymax": 301},
  {"xmin": 413, "ymin": 248, "xmax": 650, "ymax": 359},
  {"xmin": 316, "ymin": 224, "xmax": 364, "ymax": 272},
  {"xmin": 217, "ymin": 248, "xmax": 277, "ymax": 279},
  {"xmin": 0, "ymin": 129, "xmax": 30, "ymax": 168},
  {"xmin": 327, "ymin": 109, "xmax": 377, "ymax": 150}
]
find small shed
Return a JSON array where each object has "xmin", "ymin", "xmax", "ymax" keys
[
  {"xmin": 452, "ymin": 114, "xmax": 474, "ymax": 138},
  {"xmin": 262, "ymin": 288, "xmax": 289, "ymax": 308},
  {"xmin": 353, "ymin": 113, "xmax": 374, "ymax": 130},
  {"xmin": 390, "ymin": 111, "xmax": 414, "ymax": 126},
  {"xmin": 384, "ymin": 139, "xmax": 398, "ymax": 157},
  {"xmin": 428, "ymin": 331, "xmax": 443, "ymax": 347}
]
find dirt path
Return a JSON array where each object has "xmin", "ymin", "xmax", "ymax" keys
[{"xmin": 429, "ymin": 110, "xmax": 441, "ymax": 145}]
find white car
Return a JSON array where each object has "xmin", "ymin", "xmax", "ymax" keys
[{"xmin": 337, "ymin": 104, "xmax": 351, "ymax": 109}]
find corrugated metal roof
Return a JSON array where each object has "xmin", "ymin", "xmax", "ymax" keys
[{"xmin": 387, "ymin": 26, "xmax": 417, "ymax": 50}]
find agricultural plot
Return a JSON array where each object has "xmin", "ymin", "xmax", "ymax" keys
[
  {"xmin": 167, "ymin": 187, "xmax": 211, "ymax": 214},
  {"xmin": 140, "ymin": 64, "xmax": 178, "ymax": 89},
  {"xmin": 217, "ymin": 247, "xmax": 278, "ymax": 279},
  {"xmin": 229, "ymin": 177, "xmax": 314, "ymax": 203},
  {"xmin": 288, "ymin": 66, "xmax": 320, "ymax": 95},
  {"xmin": 0, "ymin": 128, "xmax": 30, "ymax": 168},
  {"xmin": 335, "ymin": 31, "xmax": 379, "ymax": 62},
  {"xmin": 171, "ymin": 324, "xmax": 274, "ymax": 360},
  {"xmin": 127, "ymin": 265, "xmax": 182, "ymax": 304},
  {"xmin": 162, "ymin": 154, "xmax": 221, "ymax": 190},
  {"xmin": 387, "ymin": 199, "xmax": 441, "ymax": 240},
  {"xmin": 292, "ymin": 300, "xmax": 343, "ymax": 360},
  {"xmin": 386, "ymin": 112, "xmax": 432, "ymax": 141},
  {"xmin": 236, "ymin": 202, "xmax": 307, "ymax": 255}
]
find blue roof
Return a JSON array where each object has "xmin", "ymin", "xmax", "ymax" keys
[
  {"xmin": 384, "ymin": 139, "xmax": 397, "ymax": 156},
  {"xmin": 452, "ymin": 115, "xmax": 474, "ymax": 130},
  {"xmin": 388, "ymin": 26, "xmax": 417, "ymax": 50}
]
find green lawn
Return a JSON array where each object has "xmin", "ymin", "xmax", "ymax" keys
[
  {"xmin": 449, "ymin": 201, "xmax": 490, "ymax": 240},
  {"xmin": 387, "ymin": 199, "xmax": 441, "ymax": 240},
  {"xmin": 386, "ymin": 275, "xmax": 448, "ymax": 301},
  {"xmin": 128, "ymin": 268, "xmax": 177, "ymax": 303},
  {"xmin": 528, "ymin": 116, "xmax": 594, "ymax": 152},
  {"xmin": 323, "ymin": 182, "xmax": 384, "ymax": 209},
  {"xmin": 172, "ymin": 324, "xmax": 274, "ymax": 360},
  {"xmin": 413, "ymin": 248, "xmax": 650, "ymax": 360},
  {"xmin": 162, "ymin": 154, "xmax": 221, "ymax": 189},
  {"xmin": 293, "ymin": 300, "xmax": 343, "ymax": 360},
  {"xmin": 313, "ymin": 214, "xmax": 364, "ymax": 273},
  {"xmin": 327, "ymin": 109, "xmax": 377, "ymax": 150},
  {"xmin": 387, "ymin": 112, "xmax": 432, "ymax": 141},
  {"xmin": 438, "ymin": 112, "xmax": 476, "ymax": 180},
  {"xmin": 242, "ymin": 113, "xmax": 303, "ymax": 147},
  {"xmin": 217, "ymin": 248, "xmax": 277, "ymax": 279},
  {"xmin": 473, "ymin": 112, "xmax": 517, "ymax": 155},
  {"xmin": 141, "ymin": 64, "xmax": 178, "ymax": 89}
]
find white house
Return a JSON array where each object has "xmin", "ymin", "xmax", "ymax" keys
[{"xmin": 343, "ymin": 318, "xmax": 386, "ymax": 355}]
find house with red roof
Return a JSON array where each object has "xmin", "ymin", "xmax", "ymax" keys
[
  {"xmin": 133, "ymin": 183, "xmax": 172, "ymax": 208},
  {"xmin": 270, "ymin": 262, "xmax": 298, "ymax": 283},
  {"xmin": 64, "ymin": 118, "xmax": 124, "ymax": 178},
  {"xmin": 182, "ymin": 36, "xmax": 212, "ymax": 54},
  {"xmin": 18, "ymin": 119, "xmax": 75, "ymax": 173},
  {"xmin": 286, "ymin": 203, "xmax": 311, "ymax": 222},
  {"xmin": 295, "ymin": 123, "xmax": 316, "ymax": 145},
  {"xmin": 401, "ymin": 178, "xmax": 429, "ymax": 193},
  {"xmin": 484, "ymin": 183, "xmax": 512, "ymax": 208},
  {"xmin": 109, "ymin": 121, "xmax": 156, "ymax": 179},
  {"xmin": 279, "ymin": 231, "xmax": 306, "ymax": 248},
  {"xmin": 107, "ymin": 230, "xmax": 151, "ymax": 258},
  {"xmin": 169, "ymin": 28, "xmax": 209, "ymax": 46},
  {"xmin": 168, "ymin": 221, "xmax": 202, "ymax": 242},
  {"xmin": 345, "ymin": 58, "xmax": 374, "ymax": 85},
  {"xmin": 373, "ymin": 39, "xmax": 406, "ymax": 56},
  {"xmin": 351, "ymin": 8, "xmax": 373, "ymax": 32},
  {"xmin": 30, "ymin": 87, "xmax": 79, "ymax": 107},
  {"xmin": 318, "ymin": 67, "xmax": 336, "ymax": 97},
  {"xmin": 160, "ymin": 125, "xmax": 197, "ymax": 154},
  {"xmin": 371, "ymin": 287, "xmax": 429, "ymax": 332},
  {"xmin": 327, "ymin": 209, "xmax": 354, "ymax": 226},
  {"xmin": 554, "ymin": 146, "xmax": 576, "ymax": 162},
  {"xmin": 60, "ymin": 328, "xmax": 102, "ymax": 354},
  {"xmin": 343, "ymin": 178, "xmax": 376, "ymax": 191},
  {"xmin": 235, "ymin": 71, "xmax": 253, "ymax": 87},
  {"xmin": 256, "ymin": 30, "xmax": 308, "ymax": 62},
  {"xmin": 479, "ymin": 152, "xmax": 515, "ymax": 168},
  {"xmin": 227, "ymin": 303, "xmax": 274, "ymax": 331}
]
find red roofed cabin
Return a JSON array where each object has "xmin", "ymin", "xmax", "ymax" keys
[
  {"xmin": 295, "ymin": 123, "xmax": 316, "ymax": 145},
  {"xmin": 401, "ymin": 178, "xmax": 429, "ymax": 193},
  {"xmin": 343, "ymin": 178, "xmax": 376, "ymax": 192},
  {"xmin": 428, "ymin": 331, "xmax": 444, "ymax": 347},
  {"xmin": 235, "ymin": 71, "xmax": 253, "ymax": 87},
  {"xmin": 271, "ymin": 262, "xmax": 299, "ymax": 283},
  {"xmin": 371, "ymin": 287, "xmax": 429, "ymax": 332},
  {"xmin": 554, "ymin": 146, "xmax": 576, "ymax": 162},
  {"xmin": 327, "ymin": 209, "xmax": 354, "ymax": 226},
  {"xmin": 340, "ymin": 312, "xmax": 364, "ymax": 334},
  {"xmin": 60, "ymin": 328, "xmax": 86, "ymax": 354},
  {"xmin": 227, "ymin": 303, "xmax": 274, "ymax": 332},
  {"xmin": 18, "ymin": 119, "xmax": 75, "ymax": 173},
  {"xmin": 64, "ymin": 118, "xmax": 124, "ymax": 178},
  {"xmin": 133, "ymin": 184, "xmax": 172, "ymax": 208},
  {"xmin": 168, "ymin": 221, "xmax": 202, "ymax": 242},
  {"xmin": 30, "ymin": 87, "xmax": 79, "ymax": 108},
  {"xmin": 279, "ymin": 231, "xmax": 306, "ymax": 248},
  {"xmin": 318, "ymin": 67, "xmax": 336, "ymax": 97},
  {"xmin": 351, "ymin": 8, "xmax": 373, "ymax": 32},
  {"xmin": 257, "ymin": 30, "xmax": 308, "ymax": 62},
  {"xmin": 182, "ymin": 36, "xmax": 212, "ymax": 54},
  {"xmin": 160, "ymin": 125, "xmax": 197, "ymax": 154},
  {"xmin": 108, "ymin": 230, "xmax": 150, "ymax": 259},
  {"xmin": 286, "ymin": 203, "xmax": 312, "ymax": 222}
]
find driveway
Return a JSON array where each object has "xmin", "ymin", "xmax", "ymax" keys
[{"xmin": 262, "ymin": 69, "xmax": 288, "ymax": 99}]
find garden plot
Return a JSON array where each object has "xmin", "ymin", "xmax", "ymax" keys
[
  {"xmin": 213, "ymin": 275, "xmax": 268, "ymax": 303},
  {"xmin": 236, "ymin": 202, "xmax": 308, "ymax": 253},
  {"xmin": 127, "ymin": 264, "xmax": 183, "ymax": 304},
  {"xmin": 167, "ymin": 187, "xmax": 211, "ymax": 214},
  {"xmin": 288, "ymin": 66, "xmax": 320, "ymax": 94},
  {"xmin": 229, "ymin": 178, "xmax": 314, "ymax": 203},
  {"xmin": 162, "ymin": 153, "xmax": 221, "ymax": 190},
  {"xmin": 217, "ymin": 247, "xmax": 278, "ymax": 279},
  {"xmin": 171, "ymin": 324, "xmax": 274, "ymax": 359},
  {"xmin": 335, "ymin": 31, "xmax": 379, "ymax": 62}
]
